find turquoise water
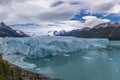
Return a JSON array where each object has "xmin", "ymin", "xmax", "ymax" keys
[{"xmin": 24, "ymin": 41, "xmax": 120, "ymax": 80}]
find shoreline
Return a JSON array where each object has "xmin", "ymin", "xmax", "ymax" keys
[{"xmin": 0, "ymin": 55, "xmax": 60, "ymax": 80}]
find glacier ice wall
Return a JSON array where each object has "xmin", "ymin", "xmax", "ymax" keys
[{"xmin": 0, "ymin": 36, "xmax": 109, "ymax": 58}]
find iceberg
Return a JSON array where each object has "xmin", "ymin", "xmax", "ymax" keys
[{"xmin": 0, "ymin": 36, "xmax": 109, "ymax": 58}]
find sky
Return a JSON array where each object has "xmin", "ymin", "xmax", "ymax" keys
[{"xmin": 0, "ymin": 0, "xmax": 120, "ymax": 35}]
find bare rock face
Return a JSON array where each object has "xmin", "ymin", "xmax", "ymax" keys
[
  {"xmin": 55, "ymin": 22, "xmax": 120, "ymax": 40},
  {"xmin": 0, "ymin": 22, "xmax": 29, "ymax": 37}
]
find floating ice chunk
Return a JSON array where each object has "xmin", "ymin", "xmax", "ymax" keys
[
  {"xmin": 63, "ymin": 54, "xmax": 70, "ymax": 57},
  {"xmin": 115, "ymin": 69, "xmax": 119, "ymax": 72},
  {"xmin": 108, "ymin": 58, "xmax": 113, "ymax": 61},
  {"xmin": 83, "ymin": 56, "xmax": 91, "ymax": 60},
  {"xmin": 35, "ymin": 68, "xmax": 41, "ymax": 71},
  {"xmin": 44, "ymin": 59, "xmax": 50, "ymax": 61}
]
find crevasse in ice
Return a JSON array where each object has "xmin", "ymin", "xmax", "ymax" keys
[{"xmin": 0, "ymin": 36, "xmax": 109, "ymax": 58}]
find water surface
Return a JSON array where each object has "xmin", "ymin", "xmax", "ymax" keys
[{"xmin": 24, "ymin": 41, "xmax": 120, "ymax": 80}]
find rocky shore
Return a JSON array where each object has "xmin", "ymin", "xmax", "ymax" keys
[{"xmin": 0, "ymin": 55, "xmax": 59, "ymax": 80}]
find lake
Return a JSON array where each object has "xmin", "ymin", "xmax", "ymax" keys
[
  {"xmin": 24, "ymin": 41, "xmax": 120, "ymax": 80},
  {"xmin": 1, "ymin": 36, "xmax": 119, "ymax": 80}
]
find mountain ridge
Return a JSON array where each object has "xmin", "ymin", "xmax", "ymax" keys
[
  {"xmin": 54, "ymin": 22, "xmax": 120, "ymax": 40},
  {"xmin": 0, "ymin": 22, "xmax": 29, "ymax": 37}
]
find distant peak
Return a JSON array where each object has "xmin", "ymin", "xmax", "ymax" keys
[
  {"xmin": 0, "ymin": 22, "xmax": 29, "ymax": 37},
  {"xmin": 0, "ymin": 22, "xmax": 6, "ymax": 26},
  {"xmin": 93, "ymin": 22, "xmax": 120, "ymax": 29}
]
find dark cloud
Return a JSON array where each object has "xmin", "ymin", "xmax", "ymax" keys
[
  {"xmin": 70, "ymin": 1, "xmax": 80, "ymax": 5},
  {"xmin": 38, "ymin": 12, "xmax": 74, "ymax": 22},
  {"xmin": 50, "ymin": 1, "xmax": 64, "ymax": 7},
  {"xmin": 97, "ymin": 2, "xmax": 115, "ymax": 11},
  {"xmin": 0, "ymin": 0, "xmax": 12, "ymax": 4},
  {"xmin": 89, "ymin": 1, "xmax": 116, "ymax": 13},
  {"xmin": 0, "ymin": 0, "xmax": 29, "ymax": 4},
  {"xmin": 0, "ymin": 0, "xmax": 119, "ymax": 24}
]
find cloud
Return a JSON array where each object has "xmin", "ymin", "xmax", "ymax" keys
[
  {"xmin": 0, "ymin": 0, "xmax": 119, "ymax": 35},
  {"xmin": 0, "ymin": 0, "xmax": 119, "ymax": 25},
  {"xmin": 88, "ymin": 1, "xmax": 115, "ymax": 13},
  {"xmin": 0, "ymin": 0, "xmax": 30, "ymax": 5},
  {"xmin": 0, "ymin": 0, "xmax": 13, "ymax": 4},
  {"xmin": 0, "ymin": 0, "xmax": 82, "ymax": 24},
  {"xmin": 11, "ymin": 16, "xmax": 110, "ymax": 35},
  {"xmin": 70, "ymin": 1, "xmax": 81, "ymax": 5},
  {"xmin": 82, "ymin": 16, "xmax": 111, "ymax": 28},
  {"xmin": 37, "ymin": 11, "xmax": 75, "ymax": 22},
  {"xmin": 13, "ymin": 20, "xmax": 80, "ymax": 32},
  {"xmin": 51, "ymin": 20, "xmax": 82, "ymax": 30},
  {"xmin": 84, "ymin": 0, "xmax": 120, "ymax": 15},
  {"xmin": 50, "ymin": 1, "xmax": 64, "ymax": 7},
  {"xmin": 108, "ymin": 4, "xmax": 120, "ymax": 14}
]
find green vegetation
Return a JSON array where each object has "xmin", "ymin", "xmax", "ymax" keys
[
  {"xmin": 0, "ymin": 57, "xmax": 18, "ymax": 80},
  {"xmin": 0, "ymin": 57, "xmax": 57, "ymax": 80}
]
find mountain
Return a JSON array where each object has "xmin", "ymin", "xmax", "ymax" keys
[
  {"xmin": 54, "ymin": 22, "xmax": 120, "ymax": 40},
  {"xmin": 0, "ymin": 22, "xmax": 29, "ymax": 37}
]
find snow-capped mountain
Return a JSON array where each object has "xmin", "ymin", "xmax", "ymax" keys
[
  {"xmin": 0, "ymin": 22, "xmax": 29, "ymax": 37},
  {"xmin": 54, "ymin": 22, "xmax": 120, "ymax": 40}
]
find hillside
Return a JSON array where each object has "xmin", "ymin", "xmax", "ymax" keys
[
  {"xmin": 0, "ymin": 22, "xmax": 29, "ymax": 37},
  {"xmin": 54, "ymin": 22, "xmax": 120, "ymax": 40},
  {"xmin": 0, "ymin": 56, "xmax": 58, "ymax": 80}
]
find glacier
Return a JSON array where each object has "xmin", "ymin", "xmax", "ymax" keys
[{"xmin": 0, "ymin": 36, "xmax": 109, "ymax": 58}]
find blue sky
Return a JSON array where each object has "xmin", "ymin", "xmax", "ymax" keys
[
  {"xmin": 0, "ymin": 0, "xmax": 120, "ymax": 35},
  {"xmin": 72, "ymin": 11, "xmax": 120, "ymax": 22}
]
